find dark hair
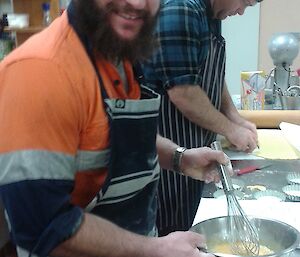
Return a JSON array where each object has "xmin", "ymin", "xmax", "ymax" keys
[{"xmin": 72, "ymin": 0, "xmax": 158, "ymax": 63}]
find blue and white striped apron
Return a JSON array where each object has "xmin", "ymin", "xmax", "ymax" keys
[
  {"xmin": 89, "ymin": 85, "xmax": 161, "ymax": 236},
  {"xmin": 157, "ymin": 32, "xmax": 226, "ymax": 235}
]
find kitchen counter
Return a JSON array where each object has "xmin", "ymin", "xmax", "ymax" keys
[{"xmin": 202, "ymin": 159, "xmax": 300, "ymax": 200}]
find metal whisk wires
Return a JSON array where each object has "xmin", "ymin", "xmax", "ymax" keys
[{"xmin": 211, "ymin": 141, "xmax": 260, "ymax": 256}]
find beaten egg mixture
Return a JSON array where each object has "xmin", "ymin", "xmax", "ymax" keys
[{"xmin": 212, "ymin": 242, "xmax": 274, "ymax": 256}]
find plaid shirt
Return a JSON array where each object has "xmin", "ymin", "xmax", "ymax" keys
[{"xmin": 143, "ymin": 0, "xmax": 220, "ymax": 92}]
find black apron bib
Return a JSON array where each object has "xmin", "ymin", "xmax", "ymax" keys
[{"xmin": 90, "ymin": 87, "xmax": 161, "ymax": 236}]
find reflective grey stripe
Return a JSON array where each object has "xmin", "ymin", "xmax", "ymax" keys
[
  {"xmin": 110, "ymin": 113, "xmax": 159, "ymax": 120},
  {"xmin": 0, "ymin": 150, "xmax": 75, "ymax": 185},
  {"xmin": 93, "ymin": 162, "xmax": 160, "ymax": 205},
  {"xmin": 76, "ymin": 149, "xmax": 110, "ymax": 170},
  {"xmin": 105, "ymin": 98, "xmax": 161, "ymax": 113},
  {"xmin": 104, "ymin": 87, "xmax": 161, "ymax": 114}
]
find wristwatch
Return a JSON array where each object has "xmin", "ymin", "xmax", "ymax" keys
[{"xmin": 172, "ymin": 147, "xmax": 187, "ymax": 174}]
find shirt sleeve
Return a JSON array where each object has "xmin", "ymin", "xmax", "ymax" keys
[
  {"xmin": 143, "ymin": 0, "xmax": 210, "ymax": 90},
  {"xmin": 0, "ymin": 58, "xmax": 83, "ymax": 257}
]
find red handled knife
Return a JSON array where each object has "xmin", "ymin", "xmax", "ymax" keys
[{"xmin": 236, "ymin": 164, "xmax": 272, "ymax": 176}]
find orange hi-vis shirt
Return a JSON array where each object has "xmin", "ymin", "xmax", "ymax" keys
[{"xmin": 0, "ymin": 11, "xmax": 140, "ymax": 209}]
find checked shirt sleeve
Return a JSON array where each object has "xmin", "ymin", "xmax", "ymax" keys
[{"xmin": 144, "ymin": 0, "xmax": 211, "ymax": 90}]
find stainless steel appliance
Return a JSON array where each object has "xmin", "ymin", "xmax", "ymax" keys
[{"xmin": 268, "ymin": 33, "xmax": 300, "ymax": 109}]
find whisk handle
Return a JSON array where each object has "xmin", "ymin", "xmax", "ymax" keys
[{"xmin": 211, "ymin": 141, "xmax": 234, "ymax": 192}]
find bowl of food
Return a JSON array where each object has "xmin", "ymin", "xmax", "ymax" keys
[{"xmin": 190, "ymin": 216, "xmax": 300, "ymax": 257}]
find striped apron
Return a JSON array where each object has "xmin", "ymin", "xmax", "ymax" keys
[
  {"xmin": 157, "ymin": 32, "xmax": 226, "ymax": 236},
  {"xmin": 88, "ymin": 85, "xmax": 161, "ymax": 236}
]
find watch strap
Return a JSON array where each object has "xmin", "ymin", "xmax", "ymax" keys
[{"xmin": 172, "ymin": 147, "xmax": 187, "ymax": 174}]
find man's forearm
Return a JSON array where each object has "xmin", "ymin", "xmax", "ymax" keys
[
  {"xmin": 156, "ymin": 135, "xmax": 178, "ymax": 171},
  {"xmin": 51, "ymin": 213, "xmax": 158, "ymax": 257},
  {"xmin": 167, "ymin": 85, "xmax": 234, "ymax": 137}
]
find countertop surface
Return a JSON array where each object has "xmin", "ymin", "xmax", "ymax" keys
[{"xmin": 202, "ymin": 159, "xmax": 300, "ymax": 200}]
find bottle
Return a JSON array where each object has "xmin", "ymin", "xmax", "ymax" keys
[{"xmin": 42, "ymin": 2, "xmax": 52, "ymax": 26}]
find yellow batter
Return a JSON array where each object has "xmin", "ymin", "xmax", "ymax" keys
[{"xmin": 212, "ymin": 242, "xmax": 273, "ymax": 256}]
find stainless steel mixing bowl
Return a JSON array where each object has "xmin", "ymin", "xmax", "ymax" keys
[{"xmin": 190, "ymin": 216, "xmax": 300, "ymax": 257}]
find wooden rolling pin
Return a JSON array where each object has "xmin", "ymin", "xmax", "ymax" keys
[{"xmin": 239, "ymin": 110, "xmax": 300, "ymax": 128}]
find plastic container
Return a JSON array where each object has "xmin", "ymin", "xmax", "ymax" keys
[{"xmin": 7, "ymin": 13, "xmax": 29, "ymax": 28}]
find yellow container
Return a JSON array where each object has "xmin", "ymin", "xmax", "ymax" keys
[{"xmin": 241, "ymin": 71, "xmax": 265, "ymax": 110}]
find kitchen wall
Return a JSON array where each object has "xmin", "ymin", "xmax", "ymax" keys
[
  {"xmin": 0, "ymin": 0, "xmax": 12, "ymax": 16},
  {"xmin": 222, "ymin": 5, "xmax": 260, "ymax": 95},
  {"xmin": 258, "ymin": 0, "xmax": 300, "ymax": 73},
  {"xmin": 224, "ymin": 0, "xmax": 300, "ymax": 96}
]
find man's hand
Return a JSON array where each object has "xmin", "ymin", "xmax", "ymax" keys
[
  {"xmin": 224, "ymin": 114, "xmax": 258, "ymax": 152},
  {"xmin": 225, "ymin": 123, "xmax": 257, "ymax": 152},
  {"xmin": 179, "ymin": 147, "xmax": 232, "ymax": 182},
  {"xmin": 155, "ymin": 231, "xmax": 214, "ymax": 257},
  {"xmin": 234, "ymin": 116, "xmax": 257, "ymax": 137}
]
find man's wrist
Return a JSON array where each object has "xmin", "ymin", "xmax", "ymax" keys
[{"xmin": 172, "ymin": 147, "xmax": 187, "ymax": 174}]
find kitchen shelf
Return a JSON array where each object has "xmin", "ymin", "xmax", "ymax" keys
[
  {"xmin": 4, "ymin": 26, "xmax": 45, "ymax": 33},
  {"xmin": 3, "ymin": 0, "xmax": 60, "ymax": 46}
]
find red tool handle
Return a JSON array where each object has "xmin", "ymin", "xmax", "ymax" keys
[{"xmin": 236, "ymin": 165, "xmax": 259, "ymax": 175}]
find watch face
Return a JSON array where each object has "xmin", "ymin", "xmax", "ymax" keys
[{"xmin": 177, "ymin": 147, "xmax": 186, "ymax": 153}]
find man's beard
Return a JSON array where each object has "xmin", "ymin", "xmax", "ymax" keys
[{"xmin": 73, "ymin": 0, "xmax": 158, "ymax": 63}]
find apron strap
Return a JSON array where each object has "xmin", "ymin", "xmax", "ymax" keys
[{"xmin": 132, "ymin": 62, "xmax": 145, "ymax": 85}]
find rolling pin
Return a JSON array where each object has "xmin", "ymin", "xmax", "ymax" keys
[{"xmin": 239, "ymin": 110, "xmax": 300, "ymax": 128}]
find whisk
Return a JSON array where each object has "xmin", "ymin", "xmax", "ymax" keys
[{"xmin": 211, "ymin": 141, "xmax": 260, "ymax": 256}]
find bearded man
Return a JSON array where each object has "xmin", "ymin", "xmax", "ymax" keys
[{"xmin": 0, "ymin": 1, "xmax": 231, "ymax": 257}]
